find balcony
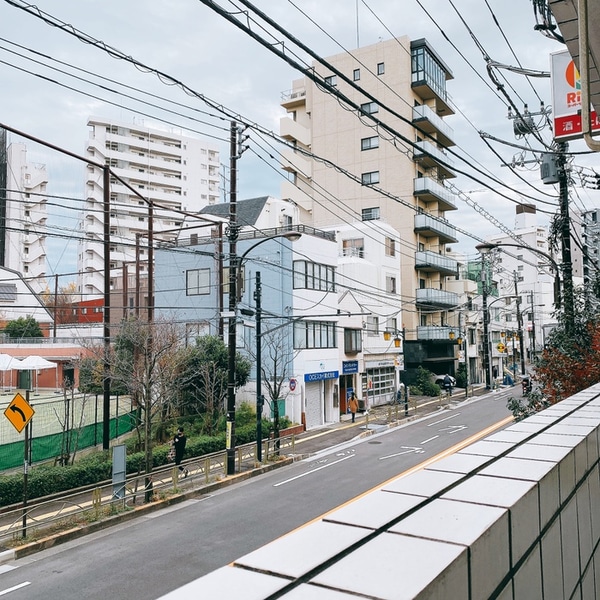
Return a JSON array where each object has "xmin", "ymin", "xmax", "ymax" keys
[
  {"xmin": 281, "ymin": 87, "xmax": 307, "ymax": 109},
  {"xmin": 412, "ymin": 105, "xmax": 455, "ymax": 147},
  {"xmin": 280, "ymin": 117, "xmax": 311, "ymax": 146},
  {"xmin": 281, "ymin": 148, "xmax": 312, "ymax": 178},
  {"xmin": 416, "ymin": 325, "xmax": 455, "ymax": 341},
  {"xmin": 413, "ymin": 177, "xmax": 457, "ymax": 211},
  {"xmin": 413, "ymin": 141, "xmax": 456, "ymax": 179},
  {"xmin": 415, "ymin": 250, "xmax": 458, "ymax": 276},
  {"xmin": 415, "ymin": 288, "xmax": 459, "ymax": 309},
  {"xmin": 414, "ymin": 213, "xmax": 457, "ymax": 244}
]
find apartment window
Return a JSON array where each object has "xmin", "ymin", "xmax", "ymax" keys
[
  {"xmin": 360, "ymin": 102, "xmax": 378, "ymax": 115},
  {"xmin": 361, "ymin": 171, "xmax": 380, "ymax": 185},
  {"xmin": 377, "ymin": 62, "xmax": 385, "ymax": 75},
  {"xmin": 386, "ymin": 276, "xmax": 397, "ymax": 294},
  {"xmin": 344, "ymin": 329, "xmax": 362, "ymax": 354},
  {"xmin": 361, "ymin": 136, "xmax": 379, "ymax": 151},
  {"xmin": 0, "ymin": 284, "xmax": 17, "ymax": 302},
  {"xmin": 342, "ymin": 238, "xmax": 364, "ymax": 258},
  {"xmin": 324, "ymin": 75, "xmax": 337, "ymax": 87},
  {"xmin": 293, "ymin": 261, "xmax": 336, "ymax": 292},
  {"xmin": 353, "ymin": 68, "xmax": 360, "ymax": 81},
  {"xmin": 385, "ymin": 237, "xmax": 396, "ymax": 257},
  {"xmin": 362, "ymin": 206, "xmax": 380, "ymax": 221},
  {"xmin": 187, "ymin": 268, "xmax": 211, "ymax": 296},
  {"xmin": 293, "ymin": 321, "xmax": 337, "ymax": 349},
  {"xmin": 366, "ymin": 315, "xmax": 379, "ymax": 337}
]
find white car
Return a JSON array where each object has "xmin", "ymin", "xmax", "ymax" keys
[{"xmin": 433, "ymin": 374, "xmax": 456, "ymax": 387}]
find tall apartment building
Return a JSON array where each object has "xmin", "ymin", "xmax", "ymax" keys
[
  {"xmin": 0, "ymin": 130, "xmax": 48, "ymax": 293},
  {"xmin": 280, "ymin": 37, "xmax": 459, "ymax": 376},
  {"xmin": 79, "ymin": 117, "xmax": 221, "ymax": 300}
]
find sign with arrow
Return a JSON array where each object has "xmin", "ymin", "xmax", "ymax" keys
[{"xmin": 4, "ymin": 392, "xmax": 34, "ymax": 433}]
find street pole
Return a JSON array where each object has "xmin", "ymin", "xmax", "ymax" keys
[
  {"xmin": 254, "ymin": 272, "xmax": 263, "ymax": 463},
  {"xmin": 514, "ymin": 272, "xmax": 526, "ymax": 376},
  {"xmin": 226, "ymin": 121, "xmax": 239, "ymax": 476},
  {"xmin": 480, "ymin": 252, "xmax": 492, "ymax": 389}
]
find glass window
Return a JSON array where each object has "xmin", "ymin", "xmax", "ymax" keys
[
  {"xmin": 294, "ymin": 321, "xmax": 337, "ymax": 349},
  {"xmin": 293, "ymin": 261, "xmax": 336, "ymax": 291},
  {"xmin": 362, "ymin": 207, "xmax": 380, "ymax": 221},
  {"xmin": 361, "ymin": 136, "xmax": 379, "ymax": 151},
  {"xmin": 385, "ymin": 237, "xmax": 396, "ymax": 256},
  {"xmin": 361, "ymin": 171, "xmax": 380, "ymax": 185},
  {"xmin": 342, "ymin": 238, "xmax": 364, "ymax": 258},
  {"xmin": 324, "ymin": 75, "xmax": 337, "ymax": 87},
  {"xmin": 353, "ymin": 68, "xmax": 360, "ymax": 81},
  {"xmin": 377, "ymin": 62, "xmax": 385, "ymax": 75},
  {"xmin": 360, "ymin": 102, "xmax": 378, "ymax": 115},
  {"xmin": 366, "ymin": 315, "xmax": 379, "ymax": 337},
  {"xmin": 386, "ymin": 276, "xmax": 397, "ymax": 294},
  {"xmin": 344, "ymin": 329, "xmax": 362, "ymax": 354},
  {"xmin": 187, "ymin": 268, "xmax": 211, "ymax": 296}
]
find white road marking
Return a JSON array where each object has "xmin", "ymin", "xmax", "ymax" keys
[
  {"xmin": 427, "ymin": 413, "xmax": 461, "ymax": 426},
  {"xmin": 0, "ymin": 582, "xmax": 31, "ymax": 596},
  {"xmin": 274, "ymin": 454, "xmax": 355, "ymax": 487},
  {"xmin": 420, "ymin": 435, "xmax": 439, "ymax": 444},
  {"xmin": 379, "ymin": 446, "xmax": 425, "ymax": 460},
  {"xmin": 439, "ymin": 425, "xmax": 468, "ymax": 434}
]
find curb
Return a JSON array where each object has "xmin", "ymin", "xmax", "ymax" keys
[{"xmin": 5, "ymin": 457, "xmax": 293, "ymax": 562}]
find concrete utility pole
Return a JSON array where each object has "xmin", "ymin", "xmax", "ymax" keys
[
  {"xmin": 556, "ymin": 142, "xmax": 575, "ymax": 335},
  {"xmin": 513, "ymin": 272, "xmax": 526, "ymax": 376}
]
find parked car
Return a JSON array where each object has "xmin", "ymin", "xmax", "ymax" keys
[{"xmin": 433, "ymin": 374, "xmax": 456, "ymax": 387}]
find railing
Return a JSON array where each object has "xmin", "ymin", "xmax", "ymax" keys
[{"xmin": 0, "ymin": 436, "xmax": 296, "ymax": 546}]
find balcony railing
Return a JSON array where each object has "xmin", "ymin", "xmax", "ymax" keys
[
  {"xmin": 413, "ymin": 177, "xmax": 457, "ymax": 211},
  {"xmin": 412, "ymin": 105, "xmax": 455, "ymax": 147},
  {"xmin": 416, "ymin": 325, "xmax": 455, "ymax": 341},
  {"xmin": 415, "ymin": 250, "xmax": 458, "ymax": 275},
  {"xmin": 413, "ymin": 213, "xmax": 457, "ymax": 243},
  {"xmin": 415, "ymin": 288, "xmax": 459, "ymax": 309},
  {"xmin": 413, "ymin": 141, "xmax": 456, "ymax": 178}
]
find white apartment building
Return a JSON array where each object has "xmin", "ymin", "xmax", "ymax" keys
[
  {"xmin": 488, "ymin": 204, "xmax": 558, "ymax": 366},
  {"xmin": 2, "ymin": 136, "xmax": 48, "ymax": 293},
  {"xmin": 280, "ymin": 37, "xmax": 460, "ymax": 381},
  {"xmin": 79, "ymin": 117, "xmax": 221, "ymax": 299}
]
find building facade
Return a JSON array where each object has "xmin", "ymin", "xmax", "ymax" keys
[
  {"xmin": 279, "ymin": 37, "xmax": 459, "ymax": 382},
  {"xmin": 1, "ymin": 132, "xmax": 48, "ymax": 293},
  {"xmin": 78, "ymin": 117, "xmax": 221, "ymax": 300}
]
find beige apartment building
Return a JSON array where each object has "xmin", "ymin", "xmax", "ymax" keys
[{"xmin": 280, "ymin": 37, "xmax": 461, "ymax": 379}]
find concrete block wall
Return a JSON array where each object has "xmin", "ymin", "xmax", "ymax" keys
[{"xmin": 159, "ymin": 385, "xmax": 600, "ymax": 599}]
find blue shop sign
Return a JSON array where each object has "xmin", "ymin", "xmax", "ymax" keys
[
  {"xmin": 342, "ymin": 360, "xmax": 359, "ymax": 374},
  {"xmin": 304, "ymin": 371, "xmax": 339, "ymax": 382}
]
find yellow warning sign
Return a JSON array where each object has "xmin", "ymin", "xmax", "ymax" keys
[
  {"xmin": 4, "ymin": 393, "xmax": 34, "ymax": 433},
  {"xmin": 497, "ymin": 342, "xmax": 506, "ymax": 353}
]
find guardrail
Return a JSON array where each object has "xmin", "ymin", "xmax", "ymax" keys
[{"xmin": 0, "ymin": 434, "xmax": 296, "ymax": 547}]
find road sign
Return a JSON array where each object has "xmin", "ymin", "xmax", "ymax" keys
[
  {"xmin": 497, "ymin": 342, "xmax": 506, "ymax": 353},
  {"xmin": 289, "ymin": 378, "xmax": 297, "ymax": 392},
  {"xmin": 4, "ymin": 392, "xmax": 34, "ymax": 433}
]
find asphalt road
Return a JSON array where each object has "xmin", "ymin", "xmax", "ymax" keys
[{"xmin": 0, "ymin": 389, "xmax": 514, "ymax": 600}]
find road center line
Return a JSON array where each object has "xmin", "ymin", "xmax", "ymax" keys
[
  {"xmin": 274, "ymin": 454, "xmax": 355, "ymax": 487},
  {"xmin": 427, "ymin": 413, "xmax": 461, "ymax": 426},
  {"xmin": 0, "ymin": 582, "xmax": 31, "ymax": 596}
]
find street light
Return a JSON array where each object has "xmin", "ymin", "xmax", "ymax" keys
[
  {"xmin": 474, "ymin": 242, "xmax": 562, "ymax": 311},
  {"xmin": 230, "ymin": 230, "xmax": 301, "ymax": 470}
]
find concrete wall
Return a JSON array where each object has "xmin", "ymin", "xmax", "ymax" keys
[{"xmin": 159, "ymin": 384, "xmax": 600, "ymax": 599}]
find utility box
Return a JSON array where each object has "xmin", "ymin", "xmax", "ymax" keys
[{"xmin": 540, "ymin": 153, "xmax": 560, "ymax": 184}]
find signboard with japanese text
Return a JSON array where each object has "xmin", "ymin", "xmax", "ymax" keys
[{"xmin": 551, "ymin": 50, "xmax": 600, "ymax": 141}]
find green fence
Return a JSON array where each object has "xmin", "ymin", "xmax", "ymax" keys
[{"xmin": 0, "ymin": 412, "xmax": 138, "ymax": 470}]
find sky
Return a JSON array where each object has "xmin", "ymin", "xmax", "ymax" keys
[{"xmin": 1, "ymin": 0, "xmax": 599, "ymax": 284}]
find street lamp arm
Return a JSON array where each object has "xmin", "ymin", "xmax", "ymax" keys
[{"xmin": 239, "ymin": 230, "xmax": 302, "ymax": 263}]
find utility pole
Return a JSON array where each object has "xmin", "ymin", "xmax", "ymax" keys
[
  {"xmin": 226, "ymin": 121, "xmax": 239, "ymax": 476},
  {"xmin": 557, "ymin": 142, "xmax": 575, "ymax": 335},
  {"xmin": 513, "ymin": 272, "xmax": 526, "ymax": 376}
]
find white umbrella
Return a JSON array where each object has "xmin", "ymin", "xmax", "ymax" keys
[{"xmin": 18, "ymin": 355, "xmax": 57, "ymax": 394}]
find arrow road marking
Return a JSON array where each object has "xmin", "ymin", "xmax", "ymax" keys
[{"xmin": 379, "ymin": 446, "xmax": 425, "ymax": 461}]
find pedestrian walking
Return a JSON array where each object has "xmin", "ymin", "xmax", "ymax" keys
[
  {"xmin": 348, "ymin": 393, "xmax": 359, "ymax": 423},
  {"xmin": 172, "ymin": 426, "xmax": 189, "ymax": 478}
]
